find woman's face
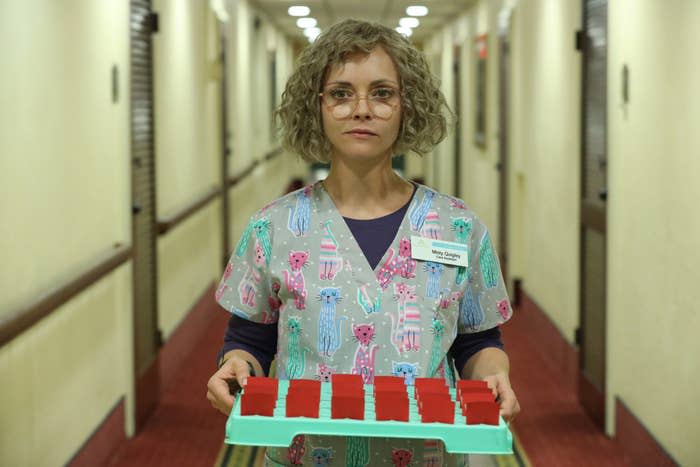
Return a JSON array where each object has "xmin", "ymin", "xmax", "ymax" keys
[{"xmin": 321, "ymin": 46, "xmax": 402, "ymax": 164}]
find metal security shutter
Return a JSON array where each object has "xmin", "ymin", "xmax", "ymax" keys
[
  {"xmin": 130, "ymin": 0, "xmax": 160, "ymax": 430},
  {"xmin": 579, "ymin": 0, "xmax": 608, "ymax": 429}
]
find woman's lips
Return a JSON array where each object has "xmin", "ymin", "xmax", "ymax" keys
[{"xmin": 345, "ymin": 130, "xmax": 377, "ymax": 138}]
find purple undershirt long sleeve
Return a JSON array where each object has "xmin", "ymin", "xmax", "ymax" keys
[{"xmin": 220, "ymin": 184, "xmax": 504, "ymax": 375}]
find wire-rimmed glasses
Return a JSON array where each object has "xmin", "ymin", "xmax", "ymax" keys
[{"xmin": 319, "ymin": 86, "xmax": 401, "ymax": 120}]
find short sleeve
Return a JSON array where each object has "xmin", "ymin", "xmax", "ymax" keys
[
  {"xmin": 214, "ymin": 213, "xmax": 280, "ymax": 324},
  {"xmin": 457, "ymin": 217, "xmax": 513, "ymax": 333}
]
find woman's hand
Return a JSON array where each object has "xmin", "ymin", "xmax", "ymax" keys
[
  {"xmin": 206, "ymin": 355, "xmax": 253, "ymax": 416},
  {"xmin": 482, "ymin": 372, "xmax": 520, "ymax": 422}
]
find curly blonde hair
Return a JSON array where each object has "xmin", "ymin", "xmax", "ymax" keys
[{"xmin": 275, "ymin": 19, "xmax": 452, "ymax": 163}]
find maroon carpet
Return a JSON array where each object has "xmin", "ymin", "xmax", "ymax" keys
[
  {"xmin": 503, "ymin": 306, "xmax": 631, "ymax": 467},
  {"xmin": 106, "ymin": 296, "xmax": 230, "ymax": 467}
]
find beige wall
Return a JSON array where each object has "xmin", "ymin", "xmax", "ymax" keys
[
  {"xmin": 0, "ymin": 1, "xmax": 131, "ymax": 315},
  {"xmin": 432, "ymin": 0, "xmax": 698, "ymax": 464},
  {"xmin": 607, "ymin": 1, "xmax": 700, "ymax": 463},
  {"xmin": 153, "ymin": 0, "xmax": 223, "ymax": 338},
  {"xmin": 507, "ymin": 0, "xmax": 582, "ymax": 341},
  {"xmin": 0, "ymin": 2, "xmax": 132, "ymax": 464},
  {"xmin": 0, "ymin": 0, "xmax": 299, "ymax": 465}
]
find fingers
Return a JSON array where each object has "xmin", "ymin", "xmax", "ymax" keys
[
  {"xmin": 228, "ymin": 357, "xmax": 252, "ymax": 388},
  {"xmin": 497, "ymin": 387, "xmax": 520, "ymax": 422},
  {"xmin": 481, "ymin": 373, "xmax": 520, "ymax": 422},
  {"xmin": 205, "ymin": 357, "xmax": 252, "ymax": 416}
]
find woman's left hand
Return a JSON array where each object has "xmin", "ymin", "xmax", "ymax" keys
[{"xmin": 482, "ymin": 372, "xmax": 520, "ymax": 422}]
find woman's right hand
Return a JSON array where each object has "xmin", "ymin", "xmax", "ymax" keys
[{"xmin": 206, "ymin": 354, "xmax": 253, "ymax": 416}]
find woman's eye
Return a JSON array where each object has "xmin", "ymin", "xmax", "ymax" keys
[
  {"xmin": 329, "ymin": 88, "xmax": 352, "ymax": 100},
  {"xmin": 371, "ymin": 88, "xmax": 396, "ymax": 99}
]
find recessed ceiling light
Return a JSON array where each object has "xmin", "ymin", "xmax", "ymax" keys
[
  {"xmin": 296, "ymin": 17, "xmax": 317, "ymax": 28},
  {"xmin": 406, "ymin": 6, "xmax": 428, "ymax": 17},
  {"xmin": 304, "ymin": 27, "xmax": 321, "ymax": 39},
  {"xmin": 395, "ymin": 26, "xmax": 413, "ymax": 37},
  {"xmin": 288, "ymin": 6, "xmax": 310, "ymax": 17},
  {"xmin": 399, "ymin": 17, "xmax": 420, "ymax": 28}
]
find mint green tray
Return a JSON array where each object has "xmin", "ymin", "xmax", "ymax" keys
[{"xmin": 226, "ymin": 380, "xmax": 512, "ymax": 455}]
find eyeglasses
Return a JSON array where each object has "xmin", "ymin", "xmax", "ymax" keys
[{"xmin": 319, "ymin": 86, "xmax": 401, "ymax": 120}]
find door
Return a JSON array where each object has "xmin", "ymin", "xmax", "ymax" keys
[
  {"xmin": 579, "ymin": 0, "xmax": 608, "ymax": 429},
  {"xmin": 130, "ymin": 0, "xmax": 160, "ymax": 431},
  {"xmin": 498, "ymin": 19, "xmax": 511, "ymax": 283},
  {"xmin": 220, "ymin": 26, "xmax": 231, "ymax": 267},
  {"xmin": 453, "ymin": 45, "xmax": 462, "ymax": 198}
]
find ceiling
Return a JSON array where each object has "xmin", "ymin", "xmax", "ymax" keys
[{"xmin": 252, "ymin": 0, "xmax": 477, "ymax": 45}]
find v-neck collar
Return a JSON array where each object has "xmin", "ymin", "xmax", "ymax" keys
[{"xmin": 314, "ymin": 180, "xmax": 421, "ymax": 278}]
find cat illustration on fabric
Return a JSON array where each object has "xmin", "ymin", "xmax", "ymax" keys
[
  {"xmin": 346, "ymin": 436, "xmax": 370, "ymax": 467},
  {"xmin": 310, "ymin": 447, "xmax": 333, "ymax": 467},
  {"xmin": 438, "ymin": 288, "xmax": 462, "ymax": 310},
  {"xmin": 351, "ymin": 323, "xmax": 378, "ymax": 384},
  {"xmin": 423, "ymin": 261, "xmax": 444, "ymax": 299},
  {"xmin": 479, "ymin": 231, "xmax": 499, "ymax": 288},
  {"xmin": 448, "ymin": 196, "xmax": 467, "ymax": 210},
  {"xmin": 376, "ymin": 237, "xmax": 416, "ymax": 289},
  {"xmin": 397, "ymin": 237, "xmax": 417, "ymax": 279},
  {"xmin": 287, "ymin": 434, "xmax": 306, "ymax": 465},
  {"xmin": 262, "ymin": 281, "xmax": 282, "ymax": 324},
  {"xmin": 392, "ymin": 362, "xmax": 419, "ymax": 386},
  {"xmin": 286, "ymin": 316, "xmax": 307, "ymax": 379},
  {"xmin": 390, "ymin": 283, "xmax": 421, "ymax": 352},
  {"xmin": 315, "ymin": 362, "xmax": 336, "ymax": 382},
  {"xmin": 317, "ymin": 287, "xmax": 347, "ymax": 357},
  {"xmin": 460, "ymin": 286, "xmax": 485, "ymax": 331},
  {"xmin": 422, "ymin": 439, "xmax": 443, "ymax": 467},
  {"xmin": 357, "ymin": 284, "xmax": 382, "ymax": 315},
  {"xmin": 497, "ymin": 298, "xmax": 511, "ymax": 320},
  {"xmin": 427, "ymin": 318, "xmax": 446, "ymax": 378},
  {"xmin": 237, "ymin": 266, "xmax": 260, "ymax": 307},
  {"xmin": 319, "ymin": 220, "xmax": 343, "ymax": 280},
  {"xmin": 390, "ymin": 448, "xmax": 413, "ymax": 467},
  {"xmin": 283, "ymin": 250, "xmax": 309, "ymax": 310},
  {"xmin": 215, "ymin": 261, "xmax": 233, "ymax": 302},
  {"xmin": 450, "ymin": 217, "xmax": 473, "ymax": 285},
  {"xmin": 287, "ymin": 186, "xmax": 312, "ymax": 237},
  {"xmin": 420, "ymin": 210, "xmax": 442, "ymax": 239},
  {"xmin": 253, "ymin": 240, "xmax": 266, "ymax": 268},
  {"xmin": 409, "ymin": 189, "xmax": 436, "ymax": 232}
]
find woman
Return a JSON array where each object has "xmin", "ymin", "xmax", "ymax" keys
[{"xmin": 207, "ymin": 19, "xmax": 519, "ymax": 466}]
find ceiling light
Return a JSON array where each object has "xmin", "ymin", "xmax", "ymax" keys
[
  {"xmin": 304, "ymin": 27, "xmax": 321, "ymax": 40},
  {"xmin": 395, "ymin": 26, "xmax": 413, "ymax": 37},
  {"xmin": 406, "ymin": 6, "xmax": 428, "ymax": 17},
  {"xmin": 288, "ymin": 6, "xmax": 310, "ymax": 17},
  {"xmin": 296, "ymin": 17, "xmax": 317, "ymax": 28},
  {"xmin": 399, "ymin": 17, "xmax": 420, "ymax": 28}
]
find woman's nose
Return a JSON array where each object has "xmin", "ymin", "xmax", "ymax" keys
[{"xmin": 353, "ymin": 96, "xmax": 372, "ymax": 119}]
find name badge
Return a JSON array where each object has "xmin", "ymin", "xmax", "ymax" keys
[{"xmin": 410, "ymin": 236, "xmax": 469, "ymax": 267}]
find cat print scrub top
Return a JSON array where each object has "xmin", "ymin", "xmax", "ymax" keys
[{"xmin": 215, "ymin": 181, "xmax": 513, "ymax": 467}]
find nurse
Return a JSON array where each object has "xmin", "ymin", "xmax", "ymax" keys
[{"xmin": 207, "ymin": 19, "xmax": 520, "ymax": 466}]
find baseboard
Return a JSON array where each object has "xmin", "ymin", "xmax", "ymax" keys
[
  {"xmin": 519, "ymin": 288, "xmax": 678, "ymax": 466},
  {"xmin": 615, "ymin": 398, "xmax": 678, "ymax": 466},
  {"xmin": 68, "ymin": 282, "xmax": 220, "ymax": 465},
  {"xmin": 66, "ymin": 399, "xmax": 126, "ymax": 467}
]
